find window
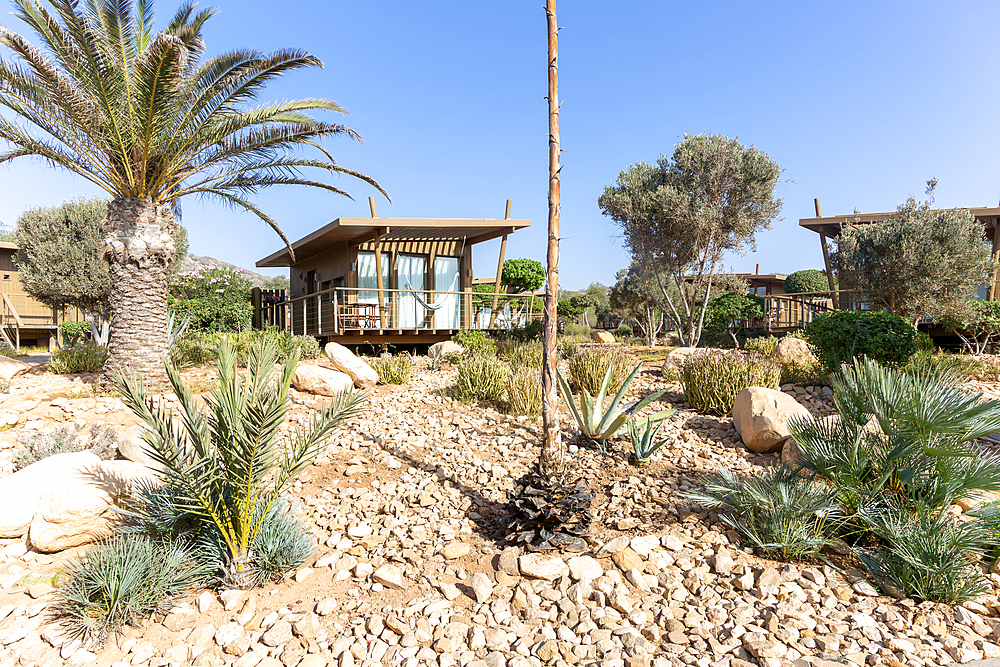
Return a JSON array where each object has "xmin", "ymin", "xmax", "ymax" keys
[{"xmin": 321, "ymin": 280, "xmax": 332, "ymax": 303}]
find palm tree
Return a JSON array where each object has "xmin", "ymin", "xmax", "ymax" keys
[{"xmin": 0, "ymin": 0, "xmax": 387, "ymax": 383}]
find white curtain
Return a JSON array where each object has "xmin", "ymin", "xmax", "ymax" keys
[
  {"xmin": 357, "ymin": 252, "xmax": 388, "ymax": 305},
  {"xmin": 398, "ymin": 255, "xmax": 426, "ymax": 328},
  {"xmin": 433, "ymin": 257, "xmax": 461, "ymax": 329}
]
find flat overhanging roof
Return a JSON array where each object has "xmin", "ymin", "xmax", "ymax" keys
[
  {"xmin": 799, "ymin": 206, "xmax": 1000, "ymax": 238},
  {"xmin": 256, "ymin": 217, "xmax": 530, "ymax": 268}
]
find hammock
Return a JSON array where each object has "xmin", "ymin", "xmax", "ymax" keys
[{"xmin": 402, "ymin": 274, "xmax": 458, "ymax": 312}]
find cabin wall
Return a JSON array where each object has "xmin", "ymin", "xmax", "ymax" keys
[{"xmin": 289, "ymin": 242, "xmax": 357, "ymax": 298}]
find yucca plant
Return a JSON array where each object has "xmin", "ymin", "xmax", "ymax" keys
[
  {"xmin": 115, "ymin": 337, "xmax": 364, "ymax": 587},
  {"xmin": 680, "ymin": 350, "xmax": 780, "ymax": 415},
  {"xmin": 627, "ymin": 414, "xmax": 675, "ymax": 467},
  {"xmin": 558, "ymin": 362, "xmax": 668, "ymax": 445},
  {"xmin": 686, "ymin": 465, "xmax": 841, "ymax": 560}
]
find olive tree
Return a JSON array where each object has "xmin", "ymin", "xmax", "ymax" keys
[
  {"xmin": 609, "ymin": 262, "xmax": 664, "ymax": 346},
  {"xmin": 783, "ymin": 269, "xmax": 835, "ymax": 296},
  {"xmin": 833, "ymin": 186, "xmax": 992, "ymax": 325},
  {"xmin": 599, "ymin": 134, "xmax": 782, "ymax": 346}
]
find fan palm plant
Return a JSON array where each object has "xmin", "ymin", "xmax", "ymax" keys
[
  {"xmin": 115, "ymin": 337, "xmax": 365, "ymax": 587},
  {"xmin": 0, "ymin": 0, "xmax": 387, "ymax": 383}
]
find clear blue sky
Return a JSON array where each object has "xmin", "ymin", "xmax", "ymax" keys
[{"xmin": 1, "ymin": 1, "xmax": 1000, "ymax": 289}]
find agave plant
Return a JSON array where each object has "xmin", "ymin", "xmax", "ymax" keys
[
  {"xmin": 557, "ymin": 362, "xmax": 668, "ymax": 444},
  {"xmin": 115, "ymin": 336, "xmax": 364, "ymax": 587},
  {"xmin": 627, "ymin": 414, "xmax": 675, "ymax": 467}
]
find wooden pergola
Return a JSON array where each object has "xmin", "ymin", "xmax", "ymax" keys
[{"xmin": 799, "ymin": 199, "xmax": 1000, "ymax": 303}]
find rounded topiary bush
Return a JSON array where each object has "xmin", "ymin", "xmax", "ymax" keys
[
  {"xmin": 783, "ymin": 269, "xmax": 835, "ymax": 296},
  {"xmin": 804, "ymin": 310, "xmax": 917, "ymax": 374}
]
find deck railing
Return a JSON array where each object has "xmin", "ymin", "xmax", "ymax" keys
[
  {"xmin": 0, "ymin": 292, "xmax": 81, "ymax": 350},
  {"xmin": 253, "ymin": 286, "xmax": 538, "ymax": 336},
  {"xmin": 760, "ymin": 290, "xmax": 858, "ymax": 331}
]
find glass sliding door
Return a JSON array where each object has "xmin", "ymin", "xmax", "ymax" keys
[
  {"xmin": 433, "ymin": 257, "xmax": 461, "ymax": 329},
  {"xmin": 398, "ymin": 255, "xmax": 427, "ymax": 328},
  {"xmin": 357, "ymin": 251, "xmax": 389, "ymax": 304}
]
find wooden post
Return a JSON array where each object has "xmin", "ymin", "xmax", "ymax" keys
[
  {"xmin": 987, "ymin": 218, "xmax": 1000, "ymax": 301},
  {"xmin": 815, "ymin": 198, "xmax": 840, "ymax": 310},
  {"xmin": 369, "ymin": 196, "xmax": 378, "ymax": 219},
  {"xmin": 374, "ymin": 229, "xmax": 386, "ymax": 328},
  {"xmin": 541, "ymin": 0, "xmax": 563, "ymax": 475},
  {"xmin": 489, "ymin": 224, "xmax": 509, "ymax": 328}
]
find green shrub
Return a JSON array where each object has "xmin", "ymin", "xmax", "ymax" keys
[
  {"xmin": 0, "ymin": 346, "xmax": 16, "ymax": 359},
  {"xmin": 904, "ymin": 350, "xmax": 1000, "ymax": 382},
  {"xmin": 59, "ymin": 320, "xmax": 90, "ymax": 344},
  {"xmin": 558, "ymin": 335, "xmax": 587, "ymax": 359},
  {"xmin": 779, "ymin": 359, "xmax": 827, "ymax": 386},
  {"xmin": 567, "ymin": 346, "xmax": 632, "ymax": 396},
  {"xmin": 370, "ymin": 354, "xmax": 412, "ymax": 385},
  {"xmin": 616, "ymin": 324, "xmax": 633, "ymax": 338},
  {"xmin": 505, "ymin": 366, "xmax": 542, "ymax": 416},
  {"xmin": 564, "ymin": 323, "xmax": 591, "ymax": 337},
  {"xmin": 744, "ymin": 336, "xmax": 779, "ymax": 356},
  {"xmin": 506, "ymin": 319, "xmax": 543, "ymax": 343},
  {"xmin": 454, "ymin": 355, "xmax": 509, "ymax": 403},
  {"xmin": 680, "ymin": 350, "xmax": 780, "ymax": 415},
  {"xmin": 53, "ymin": 536, "xmax": 209, "ymax": 642},
  {"xmin": 116, "ymin": 337, "xmax": 364, "ymax": 588},
  {"xmin": 14, "ymin": 424, "xmax": 117, "ymax": 471},
  {"xmin": 914, "ymin": 331, "xmax": 936, "ymax": 353},
  {"xmin": 783, "ymin": 269, "xmax": 835, "ymax": 295},
  {"xmin": 498, "ymin": 339, "xmax": 543, "ymax": 369},
  {"xmin": 452, "ymin": 329, "xmax": 496, "ymax": 356},
  {"xmin": 803, "ymin": 310, "xmax": 917, "ymax": 374},
  {"xmin": 49, "ymin": 341, "xmax": 108, "ymax": 373},
  {"xmin": 686, "ymin": 465, "xmax": 840, "ymax": 560},
  {"xmin": 169, "ymin": 329, "xmax": 320, "ymax": 369},
  {"xmin": 168, "ymin": 266, "xmax": 253, "ymax": 333}
]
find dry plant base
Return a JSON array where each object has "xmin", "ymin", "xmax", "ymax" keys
[{"xmin": 503, "ymin": 459, "xmax": 594, "ymax": 552}]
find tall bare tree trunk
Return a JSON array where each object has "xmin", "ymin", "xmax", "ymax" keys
[
  {"xmin": 540, "ymin": 0, "xmax": 562, "ymax": 476},
  {"xmin": 102, "ymin": 198, "xmax": 177, "ymax": 387}
]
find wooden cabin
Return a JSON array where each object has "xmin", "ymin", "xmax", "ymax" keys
[
  {"xmin": 255, "ymin": 205, "xmax": 530, "ymax": 345},
  {"xmin": 0, "ymin": 242, "xmax": 82, "ymax": 350}
]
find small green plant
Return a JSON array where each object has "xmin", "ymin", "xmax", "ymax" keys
[
  {"xmin": 615, "ymin": 324, "xmax": 633, "ymax": 339},
  {"xmin": 498, "ymin": 339, "xmax": 543, "ymax": 369},
  {"xmin": 115, "ymin": 337, "xmax": 364, "ymax": 588},
  {"xmin": 505, "ymin": 366, "xmax": 542, "ymax": 416},
  {"xmin": 14, "ymin": 424, "xmax": 121, "ymax": 471},
  {"xmin": 568, "ymin": 346, "xmax": 632, "ymax": 396},
  {"xmin": 744, "ymin": 336, "xmax": 779, "ymax": 356},
  {"xmin": 370, "ymin": 354, "xmax": 412, "ymax": 385},
  {"xmin": 779, "ymin": 358, "xmax": 827, "ymax": 386},
  {"xmin": 454, "ymin": 355, "xmax": 509, "ymax": 403},
  {"xmin": 627, "ymin": 415, "xmax": 675, "ymax": 466},
  {"xmin": 856, "ymin": 506, "xmax": 989, "ymax": 605},
  {"xmin": 557, "ymin": 335, "xmax": 587, "ymax": 359},
  {"xmin": 564, "ymin": 323, "xmax": 591, "ymax": 337},
  {"xmin": 53, "ymin": 536, "xmax": 209, "ymax": 642},
  {"xmin": 686, "ymin": 465, "xmax": 841, "ymax": 560},
  {"xmin": 452, "ymin": 329, "xmax": 496, "ymax": 356},
  {"xmin": 804, "ymin": 310, "xmax": 917, "ymax": 374},
  {"xmin": 168, "ymin": 329, "xmax": 321, "ymax": 369},
  {"xmin": 427, "ymin": 347, "xmax": 444, "ymax": 371},
  {"xmin": 0, "ymin": 345, "xmax": 16, "ymax": 358},
  {"xmin": 680, "ymin": 350, "xmax": 780, "ymax": 416},
  {"xmin": 49, "ymin": 341, "xmax": 108, "ymax": 373},
  {"xmin": 0, "ymin": 378, "xmax": 10, "ymax": 393},
  {"xmin": 558, "ymin": 363, "xmax": 668, "ymax": 444},
  {"xmin": 59, "ymin": 320, "xmax": 91, "ymax": 345}
]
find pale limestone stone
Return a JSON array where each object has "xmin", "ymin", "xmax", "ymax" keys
[
  {"xmin": 732, "ymin": 386, "xmax": 811, "ymax": 453},
  {"xmin": 324, "ymin": 342, "xmax": 379, "ymax": 388}
]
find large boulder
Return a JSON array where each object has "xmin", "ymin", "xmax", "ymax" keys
[
  {"xmin": 0, "ymin": 356, "xmax": 30, "ymax": 380},
  {"xmin": 29, "ymin": 459, "xmax": 156, "ymax": 552},
  {"xmin": 292, "ymin": 364, "xmax": 355, "ymax": 396},
  {"xmin": 591, "ymin": 331, "xmax": 616, "ymax": 344},
  {"xmin": 769, "ymin": 337, "xmax": 816, "ymax": 367},
  {"xmin": 0, "ymin": 451, "xmax": 100, "ymax": 538},
  {"xmin": 732, "ymin": 387, "xmax": 811, "ymax": 453},
  {"xmin": 324, "ymin": 342, "xmax": 379, "ymax": 388},
  {"xmin": 429, "ymin": 341, "xmax": 465, "ymax": 358}
]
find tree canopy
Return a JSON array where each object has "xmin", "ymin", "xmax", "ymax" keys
[
  {"xmin": 609, "ymin": 262, "xmax": 664, "ymax": 345},
  {"xmin": 833, "ymin": 185, "xmax": 992, "ymax": 323},
  {"xmin": 598, "ymin": 134, "xmax": 782, "ymax": 346},
  {"xmin": 501, "ymin": 258, "xmax": 545, "ymax": 293},
  {"xmin": 783, "ymin": 269, "xmax": 835, "ymax": 295},
  {"xmin": 15, "ymin": 198, "xmax": 112, "ymax": 314}
]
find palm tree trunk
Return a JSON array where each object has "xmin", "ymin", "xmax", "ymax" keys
[
  {"xmin": 540, "ymin": 0, "xmax": 562, "ymax": 476},
  {"xmin": 101, "ymin": 198, "xmax": 177, "ymax": 386}
]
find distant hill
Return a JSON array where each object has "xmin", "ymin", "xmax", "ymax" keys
[{"xmin": 180, "ymin": 254, "xmax": 286, "ymax": 289}]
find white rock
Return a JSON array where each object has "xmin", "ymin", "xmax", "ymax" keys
[
  {"xmin": 372, "ymin": 564, "xmax": 405, "ymax": 590},
  {"xmin": 0, "ymin": 357, "xmax": 30, "ymax": 380},
  {"xmin": 214, "ymin": 622, "xmax": 243, "ymax": 647},
  {"xmin": 518, "ymin": 554, "xmax": 568, "ymax": 581},
  {"xmin": 292, "ymin": 364, "xmax": 355, "ymax": 397},
  {"xmin": 0, "ymin": 451, "xmax": 101, "ymax": 538},
  {"xmin": 429, "ymin": 341, "xmax": 465, "ymax": 358},
  {"xmin": 591, "ymin": 331, "xmax": 616, "ymax": 344},
  {"xmin": 566, "ymin": 556, "xmax": 603, "ymax": 581},
  {"xmin": 324, "ymin": 342, "xmax": 379, "ymax": 389},
  {"xmin": 769, "ymin": 336, "xmax": 817, "ymax": 366},
  {"xmin": 29, "ymin": 460, "xmax": 156, "ymax": 552},
  {"xmin": 732, "ymin": 386, "xmax": 811, "ymax": 453},
  {"xmin": 470, "ymin": 573, "xmax": 494, "ymax": 603}
]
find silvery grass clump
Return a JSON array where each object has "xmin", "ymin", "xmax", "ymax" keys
[{"xmin": 53, "ymin": 337, "xmax": 364, "ymax": 642}]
